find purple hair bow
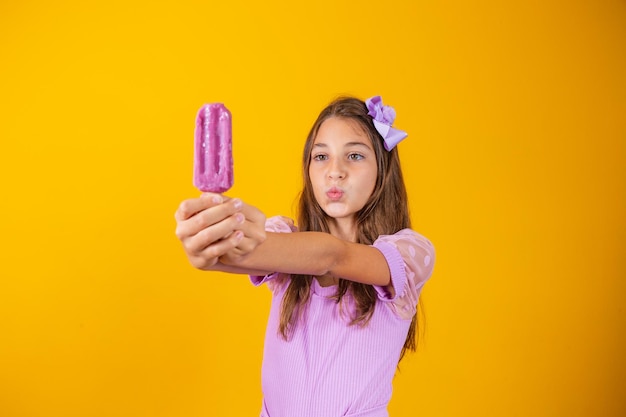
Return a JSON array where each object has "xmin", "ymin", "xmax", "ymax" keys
[{"xmin": 365, "ymin": 95, "xmax": 408, "ymax": 151}]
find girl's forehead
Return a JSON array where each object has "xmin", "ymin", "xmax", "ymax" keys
[{"xmin": 314, "ymin": 117, "xmax": 370, "ymax": 144}]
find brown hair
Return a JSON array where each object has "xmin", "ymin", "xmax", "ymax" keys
[{"xmin": 279, "ymin": 96, "xmax": 419, "ymax": 361}]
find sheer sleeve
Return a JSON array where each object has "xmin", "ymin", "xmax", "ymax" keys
[
  {"xmin": 371, "ymin": 229, "xmax": 435, "ymax": 320},
  {"xmin": 249, "ymin": 216, "xmax": 297, "ymax": 291}
]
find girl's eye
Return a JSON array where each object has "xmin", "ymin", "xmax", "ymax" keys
[
  {"xmin": 313, "ymin": 154, "xmax": 328, "ymax": 161},
  {"xmin": 348, "ymin": 153, "xmax": 364, "ymax": 161}
]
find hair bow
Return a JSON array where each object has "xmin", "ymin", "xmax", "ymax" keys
[{"xmin": 365, "ymin": 95, "xmax": 408, "ymax": 151}]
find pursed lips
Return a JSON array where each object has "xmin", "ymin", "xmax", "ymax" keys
[{"xmin": 326, "ymin": 187, "xmax": 344, "ymax": 201}]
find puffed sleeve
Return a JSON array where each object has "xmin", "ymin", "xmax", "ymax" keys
[
  {"xmin": 249, "ymin": 216, "xmax": 298, "ymax": 290},
  {"xmin": 371, "ymin": 229, "xmax": 435, "ymax": 320}
]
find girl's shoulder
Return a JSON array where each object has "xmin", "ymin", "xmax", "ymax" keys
[
  {"xmin": 374, "ymin": 228, "xmax": 435, "ymax": 265},
  {"xmin": 265, "ymin": 216, "xmax": 298, "ymax": 233},
  {"xmin": 250, "ymin": 216, "xmax": 297, "ymax": 292},
  {"xmin": 377, "ymin": 228, "xmax": 433, "ymax": 246},
  {"xmin": 370, "ymin": 229, "xmax": 435, "ymax": 315}
]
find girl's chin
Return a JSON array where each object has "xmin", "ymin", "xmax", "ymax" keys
[{"xmin": 322, "ymin": 208, "xmax": 355, "ymax": 221}]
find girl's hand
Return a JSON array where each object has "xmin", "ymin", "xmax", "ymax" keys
[
  {"xmin": 174, "ymin": 193, "xmax": 246, "ymax": 270},
  {"xmin": 222, "ymin": 201, "xmax": 267, "ymax": 263}
]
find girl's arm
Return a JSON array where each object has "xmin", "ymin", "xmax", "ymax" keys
[
  {"xmin": 219, "ymin": 231, "xmax": 392, "ymax": 286},
  {"xmin": 175, "ymin": 196, "xmax": 391, "ymax": 285}
]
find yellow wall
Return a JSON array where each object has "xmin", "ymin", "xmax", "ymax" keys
[{"xmin": 1, "ymin": 0, "xmax": 624, "ymax": 416}]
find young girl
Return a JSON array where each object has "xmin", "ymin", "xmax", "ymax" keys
[{"xmin": 175, "ymin": 96, "xmax": 435, "ymax": 417}]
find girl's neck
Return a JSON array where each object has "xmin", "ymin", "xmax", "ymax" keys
[{"xmin": 328, "ymin": 217, "xmax": 357, "ymax": 242}]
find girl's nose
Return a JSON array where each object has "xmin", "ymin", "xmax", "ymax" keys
[{"xmin": 328, "ymin": 159, "xmax": 346, "ymax": 179}]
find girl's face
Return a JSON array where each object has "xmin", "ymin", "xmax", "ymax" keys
[{"xmin": 308, "ymin": 117, "xmax": 378, "ymax": 231}]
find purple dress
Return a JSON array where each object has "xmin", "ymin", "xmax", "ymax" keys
[{"xmin": 250, "ymin": 217, "xmax": 435, "ymax": 417}]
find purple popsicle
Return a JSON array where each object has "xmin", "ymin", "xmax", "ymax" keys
[{"xmin": 193, "ymin": 103, "xmax": 233, "ymax": 193}]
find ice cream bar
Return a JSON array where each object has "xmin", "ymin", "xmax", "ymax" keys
[{"xmin": 193, "ymin": 103, "xmax": 233, "ymax": 193}]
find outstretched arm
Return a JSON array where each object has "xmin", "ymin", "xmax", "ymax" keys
[
  {"xmin": 220, "ymin": 229, "xmax": 392, "ymax": 287},
  {"xmin": 176, "ymin": 195, "xmax": 392, "ymax": 286}
]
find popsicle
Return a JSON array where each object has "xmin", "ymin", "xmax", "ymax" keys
[{"xmin": 193, "ymin": 103, "xmax": 233, "ymax": 193}]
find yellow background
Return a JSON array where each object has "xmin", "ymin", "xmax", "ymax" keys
[{"xmin": 1, "ymin": 0, "xmax": 624, "ymax": 416}]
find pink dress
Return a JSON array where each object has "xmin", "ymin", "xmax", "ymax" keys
[{"xmin": 250, "ymin": 217, "xmax": 435, "ymax": 417}]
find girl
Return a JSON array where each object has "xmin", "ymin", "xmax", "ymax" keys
[{"xmin": 175, "ymin": 96, "xmax": 435, "ymax": 417}]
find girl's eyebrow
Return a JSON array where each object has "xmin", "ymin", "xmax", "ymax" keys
[
  {"xmin": 345, "ymin": 141, "xmax": 371, "ymax": 148},
  {"xmin": 313, "ymin": 141, "xmax": 372, "ymax": 149}
]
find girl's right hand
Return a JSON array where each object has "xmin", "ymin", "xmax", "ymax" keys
[{"xmin": 174, "ymin": 193, "xmax": 247, "ymax": 270}]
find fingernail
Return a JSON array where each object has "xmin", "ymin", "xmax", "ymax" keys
[
  {"xmin": 232, "ymin": 198, "xmax": 243, "ymax": 210},
  {"xmin": 212, "ymin": 195, "xmax": 223, "ymax": 204},
  {"xmin": 234, "ymin": 231, "xmax": 244, "ymax": 241},
  {"xmin": 236, "ymin": 213, "xmax": 245, "ymax": 223}
]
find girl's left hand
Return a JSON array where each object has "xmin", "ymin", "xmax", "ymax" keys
[{"xmin": 219, "ymin": 201, "xmax": 267, "ymax": 265}]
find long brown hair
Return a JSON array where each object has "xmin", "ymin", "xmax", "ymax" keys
[{"xmin": 279, "ymin": 96, "xmax": 419, "ymax": 361}]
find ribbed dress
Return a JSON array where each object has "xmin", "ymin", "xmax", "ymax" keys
[{"xmin": 250, "ymin": 217, "xmax": 435, "ymax": 417}]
